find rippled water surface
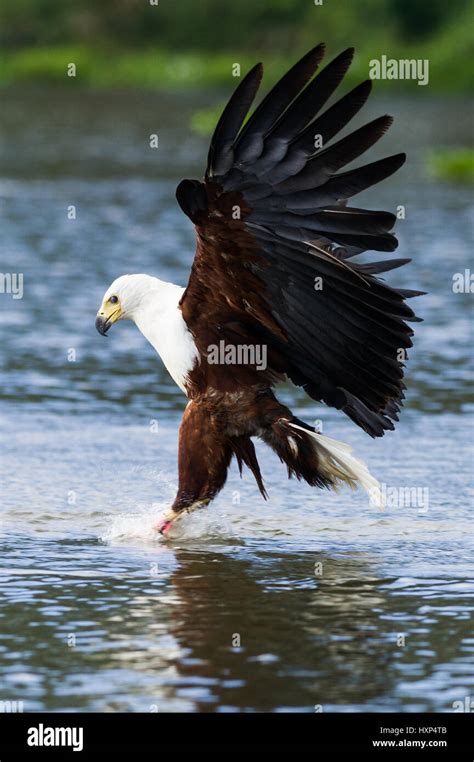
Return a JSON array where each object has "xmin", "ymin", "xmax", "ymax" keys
[{"xmin": 0, "ymin": 89, "xmax": 473, "ymax": 712}]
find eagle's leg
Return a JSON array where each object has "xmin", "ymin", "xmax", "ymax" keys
[{"xmin": 155, "ymin": 401, "xmax": 233, "ymax": 534}]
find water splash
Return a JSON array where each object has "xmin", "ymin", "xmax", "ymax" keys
[{"xmin": 100, "ymin": 501, "xmax": 239, "ymax": 546}]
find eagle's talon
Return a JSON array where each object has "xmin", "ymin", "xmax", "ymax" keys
[{"xmin": 157, "ymin": 519, "xmax": 174, "ymax": 535}]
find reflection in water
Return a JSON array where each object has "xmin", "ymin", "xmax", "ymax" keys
[
  {"xmin": 167, "ymin": 548, "xmax": 398, "ymax": 711},
  {"xmin": 166, "ymin": 549, "xmax": 473, "ymax": 712},
  {"xmin": 1, "ymin": 532, "xmax": 471, "ymax": 712}
]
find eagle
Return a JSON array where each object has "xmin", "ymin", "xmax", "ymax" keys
[{"xmin": 95, "ymin": 44, "xmax": 421, "ymax": 535}]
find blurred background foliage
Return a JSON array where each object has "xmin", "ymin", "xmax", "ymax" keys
[{"xmin": 0, "ymin": 0, "xmax": 473, "ymax": 91}]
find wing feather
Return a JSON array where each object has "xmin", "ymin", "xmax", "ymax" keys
[{"xmin": 176, "ymin": 45, "xmax": 423, "ymax": 437}]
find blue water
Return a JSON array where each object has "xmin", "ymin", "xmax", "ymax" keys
[{"xmin": 0, "ymin": 89, "xmax": 473, "ymax": 711}]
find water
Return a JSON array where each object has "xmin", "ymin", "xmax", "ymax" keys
[{"xmin": 0, "ymin": 88, "xmax": 473, "ymax": 712}]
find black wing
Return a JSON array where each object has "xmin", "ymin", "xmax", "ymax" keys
[{"xmin": 177, "ymin": 45, "xmax": 423, "ymax": 437}]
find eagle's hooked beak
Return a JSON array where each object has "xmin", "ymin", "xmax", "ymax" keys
[{"xmin": 95, "ymin": 298, "xmax": 122, "ymax": 336}]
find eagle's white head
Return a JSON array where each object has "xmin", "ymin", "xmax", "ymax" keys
[
  {"xmin": 95, "ymin": 273, "xmax": 195, "ymax": 394},
  {"xmin": 95, "ymin": 273, "xmax": 165, "ymax": 335}
]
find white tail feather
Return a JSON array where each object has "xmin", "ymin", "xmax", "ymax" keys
[{"xmin": 289, "ymin": 424, "xmax": 385, "ymax": 509}]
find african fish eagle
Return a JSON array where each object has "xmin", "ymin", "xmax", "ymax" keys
[{"xmin": 95, "ymin": 44, "xmax": 421, "ymax": 534}]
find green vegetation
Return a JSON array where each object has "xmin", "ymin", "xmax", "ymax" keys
[
  {"xmin": 0, "ymin": 0, "xmax": 473, "ymax": 91},
  {"xmin": 427, "ymin": 149, "xmax": 474, "ymax": 183}
]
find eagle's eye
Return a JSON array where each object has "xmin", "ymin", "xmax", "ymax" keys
[{"xmin": 109, "ymin": 295, "xmax": 119, "ymax": 304}]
